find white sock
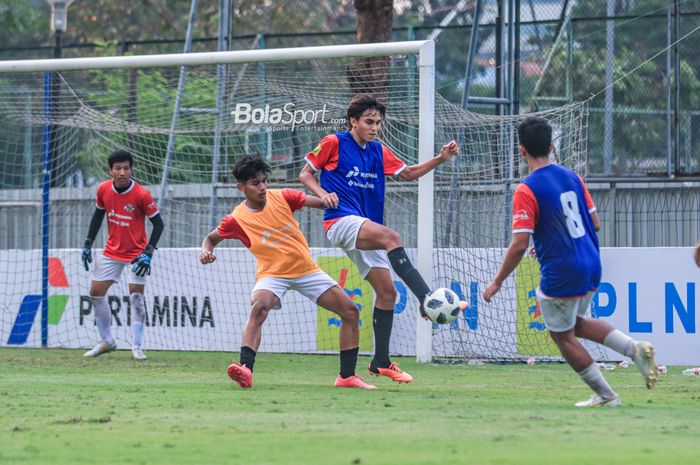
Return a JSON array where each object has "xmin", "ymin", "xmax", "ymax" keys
[
  {"xmin": 578, "ymin": 363, "xmax": 616, "ymax": 399},
  {"xmin": 91, "ymin": 296, "xmax": 113, "ymax": 345},
  {"xmin": 130, "ymin": 293, "xmax": 146, "ymax": 349},
  {"xmin": 603, "ymin": 329, "xmax": 637, "ymax": 359}
]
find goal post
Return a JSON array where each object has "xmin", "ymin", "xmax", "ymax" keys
[
  {"xmin": 0, "ymin": 41, "xmax": 596, "ymax": 363},
  {"xmin": 0, "ymin": 40, "xmax": 440, "ymax": 360}
]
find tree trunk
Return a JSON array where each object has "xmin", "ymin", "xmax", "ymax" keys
[{"xmin": 349, "ymin": 0, "xmax": 393, "ymax": 100}]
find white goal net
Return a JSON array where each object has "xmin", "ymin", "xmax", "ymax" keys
[{"xmin": 0, "ymin": 41, "xmax": 600, "ymax": 362}]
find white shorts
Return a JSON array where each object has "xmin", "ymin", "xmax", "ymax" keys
[
  {"xmin": 252, "ymin": 271, "xmax": 337, "ymax": 310},
  {"xmin": 326, "ymin": 215, "xmax": 390, "ymax": 278},
  {"xmin": 93, "ymin": 254, "xmax": 146, "ymax": 286},
  {"xmin": 536, "ymin": 288, "xmax": 595, "ymax": 333}
]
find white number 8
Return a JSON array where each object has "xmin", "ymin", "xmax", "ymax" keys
[{"xmin": 560, "ymin": 191, "xmax": 585, "ymax": 238}]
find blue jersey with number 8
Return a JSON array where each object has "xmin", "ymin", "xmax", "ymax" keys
[{"xmin": 512, "ymin": 164, "xmax": 601, "ymax": 297}]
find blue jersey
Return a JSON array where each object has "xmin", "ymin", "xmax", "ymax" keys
[
  {"xmin": 305, "ymin": 132, "xmax": 406, "ymax": 229},
  {"xmin": 512, "ymin": 164, "xmax": 601, "ymax": 297}
]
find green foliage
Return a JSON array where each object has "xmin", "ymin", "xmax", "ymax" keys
[
  {"xmin": 70, "ymin": 67, "xmax": 221, "ymax": 185},
  {"xmin": 0, "ymin": 0, "xmax": 46, "ymax": 47}
]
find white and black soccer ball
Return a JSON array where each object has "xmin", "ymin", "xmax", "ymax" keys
[{"xmin": 423, "ymin": 288, "xmax": 463, "ymax": 324}]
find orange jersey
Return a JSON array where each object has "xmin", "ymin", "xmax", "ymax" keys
[
  {"xmin": 228, "ymin": 189, "xmax": 319, "ymax": 281},
  {"xmin": 96, "ymin": 180, "xmax": 159, "ymax": 262}
]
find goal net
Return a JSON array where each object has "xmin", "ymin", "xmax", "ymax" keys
[{"xmin": 0, "ymin": 41, "xmax": 600, "ymax": 362}]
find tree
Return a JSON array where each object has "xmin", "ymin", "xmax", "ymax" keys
[{"xmin": 348, "ymin": 0, "xmax": 393, "ymax": 98}]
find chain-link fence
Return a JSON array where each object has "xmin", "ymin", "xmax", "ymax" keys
[{"xmin": 2, "ymin": 1, "xmax": 697, "ymax": 178}]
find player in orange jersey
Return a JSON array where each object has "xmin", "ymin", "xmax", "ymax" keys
[
  {"xmin": 81, "ymin": 150, "xmax": 164, "ymax": 360},
  {"xmin": 200, "ymin": 155, "xmax": 375, "ymax": 390}
]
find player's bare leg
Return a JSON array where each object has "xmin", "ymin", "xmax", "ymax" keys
[
  {"xmin": 83, "ymin": 280, "xmax": 117, "ymax": 358},
  {"xmin": 317, "ymin": 285, "xmax": 376, "ymax": 389},
  {"xmin": 365, "ymin": 268, "xmax": 412, "ymax": 384},
  {"xmin": 228, "ymin": 290, "xmax": 277, "ymax": 389},
  {"xmin": 128, "ymin": 283, "xmax": 147, "ymax": 360},
  {"xmin": 549, "ymin": 329, "xmax": 620, "ymax": 407},
  {"xmin": 355, "ymin": 221, "xmax": 402, "ymax": 251},
  {"xmin": 574, "ymin": 317, "xmax": 657, "ymax": 388}
]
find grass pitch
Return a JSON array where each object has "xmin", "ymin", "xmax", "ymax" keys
[{"xmin": 0, "ymin": 349, "xmax": 698, "ymax": 465}]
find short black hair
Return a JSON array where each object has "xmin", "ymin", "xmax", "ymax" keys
[
  {"xmin": 233, "ymin": 155, "xmax": 271, "ymax": 183},
  {"xmin": 517, "ymin": 116, "xmax": 552, "ymax": 158},
  {"xmin": 347, "ymin": 93, "xmax": 386, "ymax": 129},
  {"xmin": 108, "ymin": 149, "xmax": 133, "ymax": 168}
]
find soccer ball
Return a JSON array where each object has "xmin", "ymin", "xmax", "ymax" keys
[{"xmin": 422, "ymin": 288, "xmax": 464, "ymax": 324}]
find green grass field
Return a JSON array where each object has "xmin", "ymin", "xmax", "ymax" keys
[{"xmin": 1, "ymin": 349, "xmax": 698, "ymax": 465}]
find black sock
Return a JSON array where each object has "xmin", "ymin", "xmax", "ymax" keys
[
  {"xmin": 387, "ymin": 247, "xmax": 430, "ymax": 302},
  {"xmin": 239, "ymin": 346, "xmax": 256, "ymax": 372},
  {"xmin": 372, "ymin": 307, "xmax": 393, "ymax": 368},
  {"xmin": 339, "ymin": 347, "xmax": 359, "ymax": 378}
]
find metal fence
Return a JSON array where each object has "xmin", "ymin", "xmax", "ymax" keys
[
  {"xmin": 2, "ymin": 1, "xmax": 699, "ymax": 178},
  {"xmin": 1, "ymin": 181, "xmax": 697, "ymax": 251}
]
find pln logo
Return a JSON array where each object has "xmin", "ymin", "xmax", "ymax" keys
[{"xmin": 7, "ymin": 258, "xmax": 70, "ymax": 345}]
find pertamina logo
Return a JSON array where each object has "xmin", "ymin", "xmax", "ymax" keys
[
  {"xmin": 345, "ymin": 166, "xmax": 377, "ymax": 189},
  {"xmin": 7, "ymin": 258, "xmax": 70, "ymax": 345}
]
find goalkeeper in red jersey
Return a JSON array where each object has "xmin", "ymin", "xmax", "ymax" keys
[
  {"xmin": 200, "ymin": 155, "xmax": 375, "ymax": 390},
  {"xmin": 81, "ymin": 150, "xmax": 164, "ymax": 360}
]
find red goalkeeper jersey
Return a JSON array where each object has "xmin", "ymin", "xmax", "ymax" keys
[{"xmin": 96, "ymin": 180, "xmax": 159, "ymax": 262}]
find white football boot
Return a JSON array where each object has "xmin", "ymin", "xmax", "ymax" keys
[
  {"xmin": 131, "ymin": 348, "xmax": 147, "ymax": 361},
  {"xmin": 83, "ymin": 341, "xmax": 117, "ymax": 358},
  {"xmin": 575, "ymin": 393, "xmax": 622, "ymax": 408},
  {"xmin": 633, "ymin": 341, "xmax": 658, "ymax": 389}
]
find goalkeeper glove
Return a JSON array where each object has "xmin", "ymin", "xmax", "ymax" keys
[
  {"xmin": 131, "ymin": 245, "xmax": 155, "ymax": 277},
  {"xmin": 81, "ymin": 241, "xmax": 93, "ymax": 271}
]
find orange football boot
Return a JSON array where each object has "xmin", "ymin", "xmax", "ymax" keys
[
  {"xmin": 227, "ymin": 363, "xmax": 253, "ymax": 389},
  {"xmin": 368, "ymin": 361, "xmax": 413, "ymax": 384},
  {"xmin": 335, "ymin": 375, "xmax": 377, "ymax": 389}
]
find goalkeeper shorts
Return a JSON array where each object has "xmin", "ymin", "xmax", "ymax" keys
[{"xmin": 93, "ymin": 254, "xmax": 147, "ymax": 285}]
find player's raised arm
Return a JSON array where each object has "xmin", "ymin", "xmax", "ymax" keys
[
  {"xmin": 398, "ymin": 140, "xmax": 459, "ymax": 181},
  {"xmin": 200, "ymin": 229, "xmax": 224, "ymax": 265}
]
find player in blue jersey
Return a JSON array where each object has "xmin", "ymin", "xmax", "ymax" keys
[
  {"xmin": 483, "ymin": 116, "xmax": 658, "ymax": 407},
  {"xmin": 299, "ymin": 93, "xmax": 460, "ymax": 384}
]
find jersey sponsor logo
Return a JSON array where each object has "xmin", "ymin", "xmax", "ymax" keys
[
  {"xmin": 7, "ymin": 258, "xmax": 70, "ymax": 345},
  {"xmin": 344, "ymin": 166, "xmax": 378, "ymax": 189},
  {"xmin": 107, "ymin": 209, "xmax": 133, "ymax": 227},
  {"xmin": 513, "ymin": 209, "xmax": 529, "ymax": 221},
  {"xmin": 309, "ymin": 144, "xmax": 322, "ymax": 157},
  {"xmin": 261, "ymin": 222, "xmax": 295, "ymax": 248}
]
